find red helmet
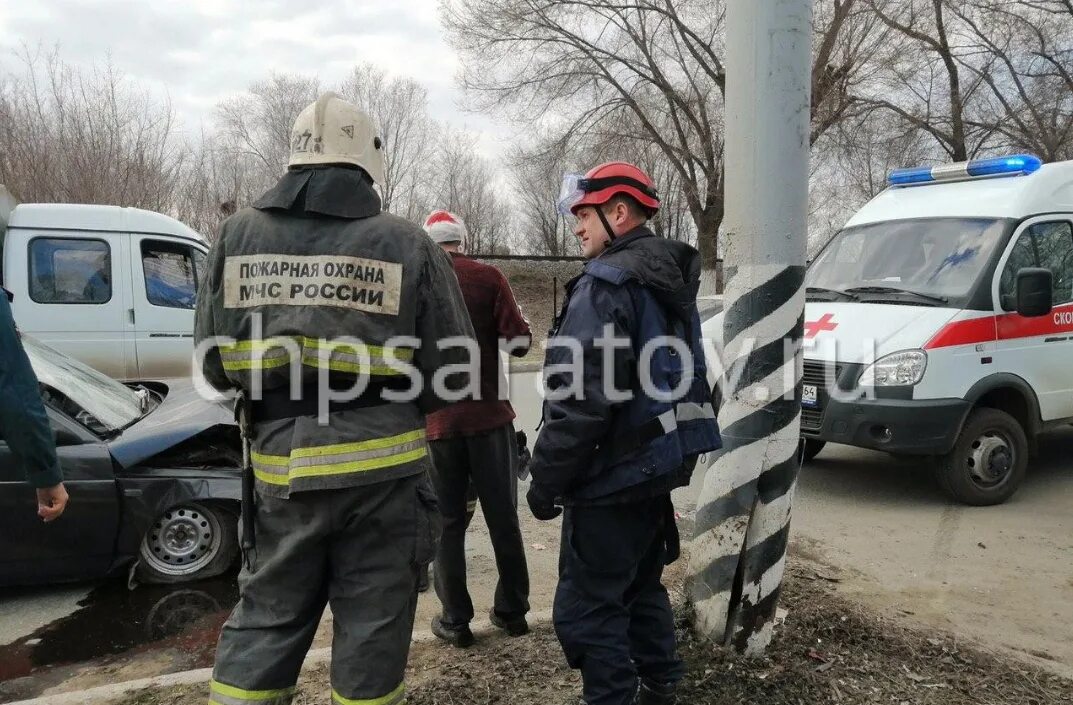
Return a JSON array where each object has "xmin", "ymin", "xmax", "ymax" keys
[{"xmin": 560, "ymin": 161, "xmax": 660, "ymax": 216}]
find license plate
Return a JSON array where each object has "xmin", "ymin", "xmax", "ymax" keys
[{"xmin": 802, "ymin": 384, "xmax": 818, "ymax": 408}]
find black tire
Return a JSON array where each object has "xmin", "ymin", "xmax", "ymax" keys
[
  {"xmin": 799, "ymin": 438, "xmax": 826, "ymax": 463},
  {"xmin": 136, "ymin": 502, "xmax": 239, "ymax": 584},
  {"xmin": 937, "ymin": 408, "xmax": 1027, "ymax": 506}
]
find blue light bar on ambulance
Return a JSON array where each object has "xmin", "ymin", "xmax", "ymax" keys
[{"xmin": 887, "ymin": 154, "xmax": 1043, "ymax": 187}]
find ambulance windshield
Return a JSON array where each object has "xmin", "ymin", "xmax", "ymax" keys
[{"xmin": 807, "ymin": 218, "xmax": 1010, "ymax": 305}]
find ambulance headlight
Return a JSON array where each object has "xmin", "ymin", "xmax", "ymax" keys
[{"xmin": 858, "ymin": 350, "xmax": 927, "ymax": 387}]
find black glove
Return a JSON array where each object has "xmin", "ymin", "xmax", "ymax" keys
[{"xmin": 526, "ymin": 483, "xmax": 562, "ymax": 521}]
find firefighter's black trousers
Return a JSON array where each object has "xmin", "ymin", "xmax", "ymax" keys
[
  {"xmin": 209, "ymin": 474, "xmax": 438, "ymax": 705},
  {"xmin": 553, "ymin": 495, "xmax": 684, "ymax": 705}
]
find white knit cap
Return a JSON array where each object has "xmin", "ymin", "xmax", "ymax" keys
[{"xmin": 423, "ymin": 210, "xmax": 467, "ymax": 244}]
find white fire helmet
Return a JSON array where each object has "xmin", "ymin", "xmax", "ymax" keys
[{"xmin": 288, "ymin": 92, "xmax": 385, "ymax": 185}]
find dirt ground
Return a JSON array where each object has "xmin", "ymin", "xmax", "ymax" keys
[
  {"xmin": 107, "ymin": 557, "xmax": 1072, "ymax": 705},
  {"xmin": 489, "ymin": 259, "xmax": 584, "ymax": 366}
]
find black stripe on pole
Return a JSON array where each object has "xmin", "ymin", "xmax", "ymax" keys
[
  {"xmin": 692, "ymin": 517, "xmax": 791, "ymax": 606},
  {"xmin": 720, "ymin": 396, "xmax": 799, "ymax": 446},
  {"xmin": 692, "ymin": 538, "xmax": 749, "ymax": 602},
  {"xmin": 758, "ymin": 452, "xmax": 798, "ymax": 504},
  {"xmin": 740, "ymin": 522, "xmax": 791, "ymax": 584},
  {"xmin": 722, "ymin": 266, "xmax": 805, "ymax": 347},
  {"xmin": 728, "ymin": 584, "xmax": 785, "ymax": 651},
  {"xmin": 723, "ymin": 316, "xmax": 804, "ymax": 396},
  {"xmin": 690, "ymin": 430, "xmax": 797, "ymax": 539},
  {"xmin": 693, "ymin": 479, "xmax": 757, "ymax": 539}
]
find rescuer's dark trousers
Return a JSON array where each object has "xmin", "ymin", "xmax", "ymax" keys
[
  {"xmin": 553, "ymin": 495, "xmax": 684, "ymax": 705},
  {"xmin": 208, "ymin": 474, "xmax": 438, "ymax": 705},
  {"xmin": 429, "ymin": 423, "xmax": 530, "ymax": 626}
]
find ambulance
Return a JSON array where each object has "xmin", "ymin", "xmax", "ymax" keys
[{"xmin": 715, "ymin": 154, "xmax": 1073, "ymax": 506}]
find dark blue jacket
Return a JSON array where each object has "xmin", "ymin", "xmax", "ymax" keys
[
  {"xmin": 530, "ymin": 227, "xmax": 721, "ymax": 503},
  {"xmin": 0, "ymin": 291, "xmax": 63, "ymax": 488}
]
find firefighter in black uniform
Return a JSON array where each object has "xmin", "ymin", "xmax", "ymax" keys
[{"xmin": 196, "ymin": 92, "xmax": 474, "ymax": 705}]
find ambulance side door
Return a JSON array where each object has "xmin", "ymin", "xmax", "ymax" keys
[{"xmin": 992, "ymin": 217, "xmax": 1073, "ymax": 422}]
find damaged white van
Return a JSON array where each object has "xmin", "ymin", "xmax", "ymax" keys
[
  {"xmin": 0, "ymin": 187, "xmax": 208, "ymax": 379},
  {"xmin": 712, "ymin": 154, "xmax": 1073, "ymax": 505}
]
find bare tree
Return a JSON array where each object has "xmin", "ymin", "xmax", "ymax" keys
[
  {"xmin": 172, "ymin": 132, "xmax": 261, "ymax": 241},
  {"xmin": 809, "ymin": 111, "xmax": 935, "ymax": 252},
  {"xmin": 443, "ymin": 0, "xmax": 891, "ymax": 290},
  {"xmin": 214, "ymin": 73, "xmax": 320, "ymax": 196},
  {"xmin": 508, "ymin": 138, "xmax": 576, "ymax": 256},
  {"xmin": 860, "ymin": 0, "xmax": 1003, "ymax": 161},
  {"xmin": 339, "ymin": 64, "xmax": 438, "ymax": 219},
  {"xmin": 426, "ymin": 128, "xmax": 516, "ymax": 255},
  {"xmin": 952, "ymin": 0, "xmax": 1073, "ymax": 161},
  {"xmin": 442, "ymin": 0, "xmax": 726, "ymax": 281},
  {"xmin": 0, "ymin": 45, "xmax": 184, "ymax": 209}
]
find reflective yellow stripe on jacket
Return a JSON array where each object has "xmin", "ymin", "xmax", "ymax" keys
[
  {"xmin": 219, "ymin": 337, "xmax": 413, "ymax": 375},
  {"xmin": 252, "ymin": 429, "xmax": 428, "ymax": 486}
]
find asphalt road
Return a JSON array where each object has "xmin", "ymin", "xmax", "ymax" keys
[
  {"xmin": 514, "ymin": 370, "xmax": 1073, "ymax": 676},
  {"xmin": 2, "ymin": 369, "xmax": 1070, "ymax": 696}
]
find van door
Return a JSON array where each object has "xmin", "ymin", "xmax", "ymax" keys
[
  {"xmin": 992, "ymin": 217, "xmax": 1073, "ymax": 422},
  {"xmin": 131, "ymin": 236, "xmax": 207, "ymax": 378},
  {"xmin": 6, "ymin": 229, "xmax": 137, "ymax": 378}
]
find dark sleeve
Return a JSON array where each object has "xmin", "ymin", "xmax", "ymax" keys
[
  {"xmin": 193, "ymin": 232, "xmax": 232, "ymax": 393},
  {"xmin": 493, "ymin": 269, "xmax": 532, "ymax": 357},
  {"xmin": 0, "ymin": 296, "xmax": 62, "ymax": 488},
  {"xmin": 414, "ymin": 241, "xmax": 477, "ymax": 413},
  {"xmin": 529, "ymin": 281, "xmax": 635, "ymax": 496}
]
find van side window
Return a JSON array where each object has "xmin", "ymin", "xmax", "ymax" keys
[
  {"xmin": 29, "ymin": 238, "xmax": 111, "ymax": 304},
  {"xmin": 141, "ymin": 241, "xmax": 197, "ymax": 309},
  {"xmin": 193, "ymin": 249, "xmax": 208, "ymax": 288},
  {"xmin": 1000, "ymin": 222, "xmax": 1073, "ymax": 310}
]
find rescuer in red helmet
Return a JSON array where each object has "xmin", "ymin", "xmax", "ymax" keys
[{"xmin": 531, "ymin": 161, "xmax": 722, "ymax": 704}]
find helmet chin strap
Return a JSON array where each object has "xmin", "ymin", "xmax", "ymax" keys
[{"xmin": 596, "ymin": 208, "xmax": 616, "ymax": 248}]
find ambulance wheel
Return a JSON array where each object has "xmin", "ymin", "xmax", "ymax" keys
[
  {"xmin": 799, "ymin": 438, "xmax": 826, "ymax": 463},
  {"xmin": 137, "ymin": 502, "xmax": 239, "ymax": 584},
  {"xmin": 938, "ymin": 408, "xmax": 1027, "ymax": 506}
]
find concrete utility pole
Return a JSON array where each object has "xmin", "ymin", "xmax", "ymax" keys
[{"xmin": 688, "ymin": 0, "xmax": 812, "ymax": 654}]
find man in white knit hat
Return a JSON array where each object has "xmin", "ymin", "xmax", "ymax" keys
[{"xmin": 422, "ymin": 209, "xmax": 533, "ymax": 648}]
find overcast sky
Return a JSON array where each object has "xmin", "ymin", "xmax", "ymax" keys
[{"xmin": 0, "ymin": 0, "xmax": 513, "ymax": 157}]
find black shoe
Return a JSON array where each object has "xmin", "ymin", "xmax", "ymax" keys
[
  {"xmin": 489, "ymin": 609, "xmax": 529, "ymax": 636},
  {"xmin": 431, "ymin": 616, "xmax": 474, "ymax": 648},
  {"xmin": 635, "ymin": 680, "xmax": 676, "ymax": 705}
]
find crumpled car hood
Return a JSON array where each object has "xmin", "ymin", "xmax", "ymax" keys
[{"xmin": 108, "ymin": 379, "xmax": 234, "ymax": 469}]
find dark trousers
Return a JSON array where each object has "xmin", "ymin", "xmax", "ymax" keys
[
  {"xmin": 429, "ymin": 423, "xmax": 530, "ymax": 625},
  {"xmin": 210, "ymin": 475, "xmax": 437, "ymax": 705},
  {"xmin": 554, "ymin": 495, "xmax": 684, "ymax": 705}
]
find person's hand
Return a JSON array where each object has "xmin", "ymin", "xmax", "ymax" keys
[
  {"xmin": 37, "ymin": 483, "xmax": 69, "ymax": 522},
  {"xmin": 526, "ymin": 483, "xmax": 562, "ymax": 521}
]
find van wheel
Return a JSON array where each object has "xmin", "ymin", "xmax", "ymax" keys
[
  {"xmin": 137, "ymin": 503, "xmax": 239, "ymax": 584},
  {"xmin": 799, "ymin": 438, "xmax": 826, "ymax": 463},
  {"xmin": 937, "ymin": 408, "xmax": 1027, "ymax": 506}
]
